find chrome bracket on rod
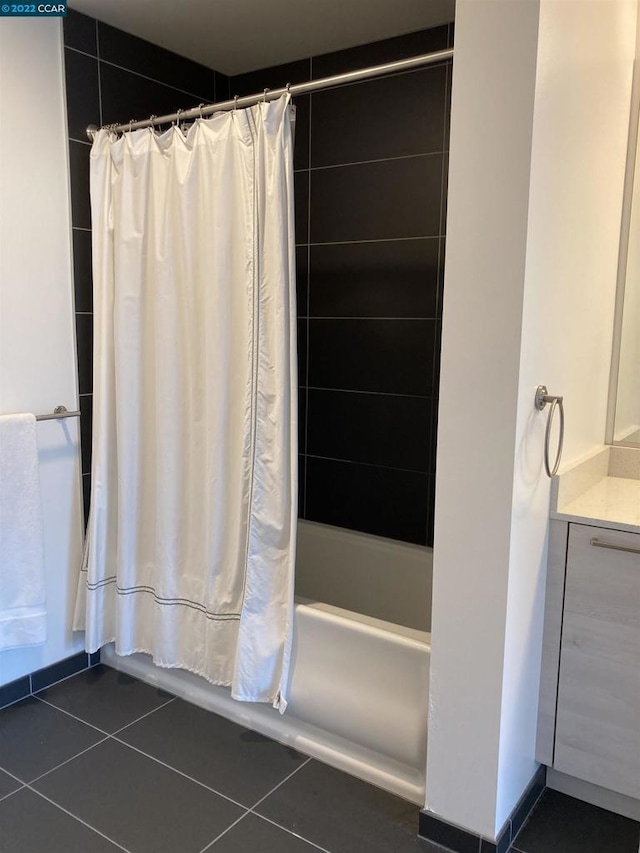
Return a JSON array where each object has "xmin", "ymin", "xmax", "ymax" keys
[{"xmin": 535, "ymin": 385, "xmax": 565, "ymax": 477}]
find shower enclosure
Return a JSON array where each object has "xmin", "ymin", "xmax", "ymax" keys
[{"xmin": 77, "ymin": 24, "xmax": 451, "ymax": 804}]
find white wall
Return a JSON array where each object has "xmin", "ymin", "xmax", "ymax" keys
[
  {"xmin": 500, "ymin": 0, "xmax": 636, "ymax": 824},
  {"xmin": 425, "ymin": 0, "xmax": 541, "ymax": 838},
  {"xmin": 427, "ymin": 0, "xmax": 636, "ymax": 840},
  {"xmin": 0, "ymin": 19, "xmax": 84, "ymax": 686}
]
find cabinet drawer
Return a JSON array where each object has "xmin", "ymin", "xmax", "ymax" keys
[{"xmin": 554, "ymin": 524, "xmax": 640, "ymax": 799}]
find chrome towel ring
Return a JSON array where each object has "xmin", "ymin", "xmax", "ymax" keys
[{"xmin": 535, "ymin": 386, "xmax": 565, "ymax": 477}]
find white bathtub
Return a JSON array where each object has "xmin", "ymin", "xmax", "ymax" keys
[{"xmin": 102, "ymin": 521, "xmax": 432, "ymax": 804}]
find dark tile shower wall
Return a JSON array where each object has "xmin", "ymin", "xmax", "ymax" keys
[
  {"xmin": 233, "ymin": 25, "xmax": 453, "ymax": 546},
  {"xmin": 63, "ymin": 9, "xmax": 230, "ymax": 522}
]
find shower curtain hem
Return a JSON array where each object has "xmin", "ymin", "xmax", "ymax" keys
[{"xmin": 97, "ymin": 642, "xmax": 284, "ymax": 704}]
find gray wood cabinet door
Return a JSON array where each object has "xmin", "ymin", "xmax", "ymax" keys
[{"xmin": 554, "ymin": 524, "xmax": 640, "ymax": 799}]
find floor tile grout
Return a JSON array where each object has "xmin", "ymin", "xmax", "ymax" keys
[
  {"xmin": 2, "ymin": 693, "xmax": 327, "ymax": 853},
  {"xmin": 0, "ymin": 766, "xmax": 28, "ymax": 786},
  {"xmin": 249, "ymin": 756, "xmax": 312, "ymax": 811},
  {"xmin": 110, "ymin": 695, "xmax": 177, "ymax": 736},
  {"xmin": 0, "ymin": 784, "xmax": 24, "ymax": 805},
  {"xmin": 196, "ymin": 808, "xmax": 252, "ymax": 853},
  {"xmin": 250, "ymin": 811, "xmax": 335, "ymax": 853},
  {"xmin": 33, "ymin": 694, "xmax": 111, "ymax": 736},
  {"xmin": 34, "ymin": 677, "xmax": 177, "ymax": 739},
  {"xmin": 25, "ymin": 783, "xmax": 134, "ymax": 853},
  {"xmin": 109, "ymin": 734, "xmax": 249, "ymax": 810},
  {"xmin": 28, "ymin": 736, "xmax": 110, "ymax": 785}
]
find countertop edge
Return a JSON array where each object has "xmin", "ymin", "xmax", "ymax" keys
[{"xmin": 549, "ymin": 510, "xmax": 640, "ymax": 536}]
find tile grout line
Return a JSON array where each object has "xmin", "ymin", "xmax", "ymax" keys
[
  {"xmin": 303, "ymin": 386, "xmax": 435, "ymax": 400},
  {"xmin": 109, "ymin": 695, "xmax": 177, "ymax": 736},
  {"xmin": 305, "ymin": 317, "xmax": 439, "ymax": 321},
  {"xmin": 248, "ymin": 756, "xmax": 312, "ymax": 812},
  {"xmin": 28, "ymin": 736, "xmax": 110, "ymax": 785},
  {"xmin": 109, "ymin": 735, "xmax": 248, "ymax": 811},
  {"xmin": 32, "ymin": 691, "xmax": 177, "ymax": 739},
  {"xmin": 296, "ymin": 235, "xmax": 440, "ymax": 246},
  {"xmin": 250, "ymin": 812, "xmax": 334, "ymax": 853},
  {"xmin": 196, "ymin": 809, "xmax": 252, "ymax": 853},
  {"xmin": 0, "ymin": 784, "xmax": 25, "ymax": 805},
  {"xmin": 244, "ymin": 758, "xmax": 337, "ymax": 853},
  {"xmin": 95, "ymin": 17, "xmax": 103, "ymax": 127},
  {"xmin": 296, "ymin": 149, "xmax": 448, "ymax": 173},
  {"xmin": 298, "ymin": 236, "xmax": 439, "ymax": 247},
  {"xmin": 304, "ymin": 454, "xmax": 430, "ymax": 476},
  {"xmin": 27, "ymin": 784, "xmax": 134, "ymax": 853},
  {"xmin": 302, "ymin": 72, "xmax": 312, "ymax": 517},
  {"xmin": 64, "ymin": 43, "xmax": 213, "ymax": 104},
  {"xmin": 0, "ymin": 767, "xmax": 24, "ymax": 787}
]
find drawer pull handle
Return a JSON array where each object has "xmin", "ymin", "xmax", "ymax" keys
[{"xmin": 590, "ymin": 538, "xmax": 640, "ymax": 556}]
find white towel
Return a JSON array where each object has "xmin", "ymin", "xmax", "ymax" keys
[{"xmin": 0, "ymin": 414, "xmax": 47, "ymax": 649}]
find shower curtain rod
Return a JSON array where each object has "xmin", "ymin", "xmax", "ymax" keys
[{"xmin": 86, "ymin": 47, "xmax": 454, "ymax": 138}]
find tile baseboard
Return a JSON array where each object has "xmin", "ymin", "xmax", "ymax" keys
[
  {"xmin": 0, "ymin": 650, "xmax": 101, "ymax": 709},
  {"xmin": 419, "ymin": 765, "xmax": 546, "ymax": 852}
]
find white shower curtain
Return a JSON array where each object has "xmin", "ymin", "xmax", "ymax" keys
[{"xmin": 74, "ymin": 95, "xmax": 297, "ymax": 710}]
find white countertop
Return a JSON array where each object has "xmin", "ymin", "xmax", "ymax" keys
[{"xmin": 552, "ymin": 476, "xmax": 640, "ymax": 534}]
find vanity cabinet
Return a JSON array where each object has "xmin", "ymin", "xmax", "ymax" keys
[{"xmin": 537, "ymin": 521, "xmax": 640, "ymax": 800}]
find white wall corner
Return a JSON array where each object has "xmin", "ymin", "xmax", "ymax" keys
[
  {"xmin": 427, "ymin": 0, "xmax": 638, "ymax": 841},
  {"xmin": 426, "ymin": 0, "xmax": 541, "ymax": 839}
]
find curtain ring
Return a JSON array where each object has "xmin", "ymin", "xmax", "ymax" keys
[
  {"xmin": 262, "ymin": 88, "xmax": 270, "ymax": 104},
  {"xmin": 148, "ymin": 115, "xmax": 157, "ymax": 133},
  {"xmin": 128, "ymin": 118, "xmax": 135, "ymax": 134},
  {"xmin": 285, "ymin": 82, "xmax": 291, "ymax": 93},
  {"xmin": 198, "ymin": 103, "xmax": 205, "ymax": 120},
  {"xmin": 174, "ymin": 108, "xmax": 182, "ymax": 128},
  {"xmin": 233, "ymin": 95, "xmax": 239, "ymax": 111}
]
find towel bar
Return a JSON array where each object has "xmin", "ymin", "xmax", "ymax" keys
[{"xmin": 35, "ymin": 406, "xmax": 81, "ymax": 422}]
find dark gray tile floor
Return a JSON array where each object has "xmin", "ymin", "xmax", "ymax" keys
[
  {"xmin": 0, "ymin": 665, "xmax": 440, "ymax": 853},
  {"xmin": 511, "ymin": 788, "xmax": 640, "ymax": 853},
  {"xmin": 0, "ymin": 664, "xmax": 638, "ymax": 853}
]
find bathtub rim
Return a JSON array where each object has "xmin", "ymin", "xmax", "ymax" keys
[{"xmin": 295, "ymin": 595, "xmax": 431, "ymax": 648}]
